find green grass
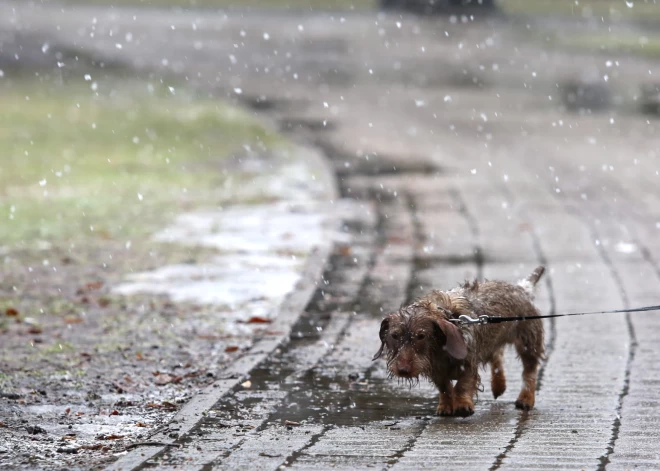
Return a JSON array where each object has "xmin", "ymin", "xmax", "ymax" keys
[
  {"xmin": 553, "ymin": 31, "xmax": 660, "ymax": 58},
  {"xmin": 0, "ymin": 77, "xmax": 282, "ymax": 246},
  {"xmin": 500, "ymin": 0, "xmax": 660, "ymax": 21}
]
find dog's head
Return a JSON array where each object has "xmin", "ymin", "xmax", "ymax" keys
[{"xmin": 372, "ymin": 302, "xmax": 467, "ymax": 381}]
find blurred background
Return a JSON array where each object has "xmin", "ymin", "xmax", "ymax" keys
[{"xmin": 2, "ymin": 0, "xmax": 660, "ymax": 469}]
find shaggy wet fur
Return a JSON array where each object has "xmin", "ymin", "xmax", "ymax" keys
[{"xmin": 373, "ymin": 267, "xmax": 545, "ymax": 417}]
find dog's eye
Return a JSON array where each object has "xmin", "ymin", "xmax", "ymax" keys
[
  {"xmin": 416, "ymin": 333, "xmax": 425, "ymax": 341},
  {"xmin": 391, "ymin": 333, "xmax": 399, "ymax": 340}
]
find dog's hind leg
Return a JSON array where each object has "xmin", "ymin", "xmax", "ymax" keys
[
  {"xmin": 514, "ymin": 320, "xmax": 544, "ymax": 410},
  {"xmin": 490, "ymin": 348, "xmax": 506, "ymax": 399}
]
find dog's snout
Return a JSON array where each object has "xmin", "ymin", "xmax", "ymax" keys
[{"xmin": 397, "ymin": 361, "xmax": 412, "ymax": 377}]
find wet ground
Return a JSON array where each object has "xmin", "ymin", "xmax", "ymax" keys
[{"xmin": 2, "ymin": 1, "xmax": 660, "ymax": 469}]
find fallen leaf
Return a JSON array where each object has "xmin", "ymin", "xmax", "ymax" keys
[
  {"xmin": 224, "ymin": 345, "xmax": 239, "ymax": 353},
  {"xmin": 85, "ymin": 281, "xmax": 103, "ymax": 291},
  {"xmin": 284, "ymin": 420, "xmax": 301, "ymax": 426},
  {"xmin": 161, "ymin": 401, "xmax": 178, "ymax": 410},
  {"xmin": 246, "ymin": 316, "xmax": 271, "ymax": 324},
  {"xmin": 154, "ymin": 374, "xmax": 181, "ymax": 386},
  {"xmin": 5, "ymin": 307, "xmax": 19, "ymax": 317},
  {"xmin": 98, "ymin": 297, "xmax": 111, "ymax": 308},
  {"xmin": 64, "ymin": 316, "xmax": 83, "ymax": 324},
  {"xmin": 27, "ymin": 326, "xmax": 43, "ymax": 335},
  {"xmin": 61, "ymin": 435, "xmax": 77, "ymax": 440},
  {"xmin": 197, "ymin": 334, "xmax": 221, "ymax": 340},
  {"xmin": 146, "ymin": 403, "xmax": 161, "ymax": 409},
  {"xmin": 136, "ymin": 352, "xmax": 144, "ymax": 361},
  {"xmin": 338, "ymin": 245, "xmax": 351, "ymax": 256},
  {"xmin": 75, "ymin": 412, "xmax": 85, "ymax": 417},
  {"xmin": 110, "ymin": 410, "xmax": 120, "ymax": 416},
  {"xmin": 65, "ymin": 408, "xmax": 71, "ymax": 415},
  {"xmin": 135, "ymin": 422, "xmax": 148, "ymax": 427},
  {"xmin": 101, "ymin": 434, "xmax": 124, "ymax": 440}
]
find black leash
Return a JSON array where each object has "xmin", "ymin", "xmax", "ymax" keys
[{"xmin": 448, "ymin": 304, "xmax": 660, "ymax": 326}]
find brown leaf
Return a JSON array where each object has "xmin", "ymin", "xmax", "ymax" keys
[
  {"xmin": 27, "ymin": 326, "xmax": 43, "ymax": 335},
  {"xmin": 135, "ymin": 352, "xmax": 144, "ymax": 361},
  {"xmin": 224, "ymin": 345, "xmax": 239, "ymax": 353},
  {"xmin": 110, "ymin": 410, "xmax": 120, "ymax": 416},
  {"xmin": 338, "ymin": 245, "xmax": 351, "ymax": 256},
  {"xmin": 161, "ymin": 401, "xmax": 178, "ymax": 410},
  {"xmin": 85, "ymin": 281, "xmax": 104, "ymax": 291},
  {"xmin": 284, "ymin": 420, "xmax": 301, "ymax": 426},
  {"xmin": 154, "ymin": 374, "xmax": 181, "ymax": 386},
  {"xmin": 61, "ymin": 435, "xmax": 77, "ymax": 440},
  {"xmin": 64, "ymin": 316, "xmax": 83, "ymax": 324},
  {"xmin": 135, "ymin": 422, "xmax": 148, "ymax": 427},
  {"xmin": 97, "ymin": 297, "xmax": 111, "ymax": 308},
  {"xmin": 102, "ymin": 434, "xmax": 125, "ymax": 440},
  {"xmin": 65, "ymin": 408, "xmax": 71, "ymax": 415},
  {"xmin": 75, "ymin": 412, "xmax": 85, "ymax": 417},
  {"xmin": 5, "ymin": 307, "xmax": 19, "ymax": 317},
  {"xmin": 198, "ymin": 334, "xmax": 221, "ymax": 340},
  {"xmin": 246, "ymin": 316, "xmax": 272, "ymax": 324},
  {"xmin": 146, "ymin": 402, "xmax": 161, "ymax": 409}
]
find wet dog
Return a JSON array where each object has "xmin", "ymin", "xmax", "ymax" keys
[{"xmin": 373, "ymin": 267, "xmax": 545, "ymax": 417}]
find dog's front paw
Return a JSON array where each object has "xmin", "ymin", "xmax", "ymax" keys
[
  {"xmin": 515, "ymin": 399, "xmax": 534, "ymax": 411},
  {"xmin": 436, "ymin": 403, "xmax": 454, "ymax": 416},
  {"xmin": 515, "ymin": 390, "xmax": 535, "ymax": 411},
  {"xmin": 453, "ymin": 397, "xmax": 474, "ymax": 417},
  {"xmin": 453, "ymin": 405, "xmax": 474, "ymax": 417}
]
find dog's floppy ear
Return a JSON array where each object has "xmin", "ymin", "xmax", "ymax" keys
[
  {"xmin": 372, "ymin": 317, "xmax": 390, "ymax": 361},
  {"xmin": 434, "ymin": 318, "xmax": 468, "ymax": 360}
]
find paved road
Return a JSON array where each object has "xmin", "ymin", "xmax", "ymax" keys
[{"xmin": 3, "ymin": 2, "xmax": 660, "ymax": 469}]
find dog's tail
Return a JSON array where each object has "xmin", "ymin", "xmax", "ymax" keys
[{"xmin": 518, "ymin": 266, "xmax": 545, "ymax": 296}]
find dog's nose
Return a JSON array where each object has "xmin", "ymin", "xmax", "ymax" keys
[{"xmin": 397, "ymin": 363, "xmax": 412, "ymax": 377}]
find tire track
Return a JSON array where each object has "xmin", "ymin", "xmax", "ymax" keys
[
  {"xmin": 488, "ymin": 184, "xmax": 557, "ymax": 471},
  {"xmin": 498, "ymin": 155, "xmax": 631, "ymax": 470}
]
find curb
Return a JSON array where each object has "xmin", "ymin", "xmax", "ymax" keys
[{"xmin": 105, "ymin": 143, "xmax": 339, "ymax": 471}]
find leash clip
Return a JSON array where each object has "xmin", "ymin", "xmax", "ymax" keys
[{"xmin": 451, "ymin": 315, "xmax": 490, "ymax": 326}]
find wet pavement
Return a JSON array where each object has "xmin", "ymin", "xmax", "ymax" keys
[{"xmin": 3, "ymin": 1, "xmax": 660, "ymax": 469}]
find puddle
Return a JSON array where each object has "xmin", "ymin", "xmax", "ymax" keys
[{"xmin": 114, "ymin": 201, "xmax": 338, "ymax": 321}]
